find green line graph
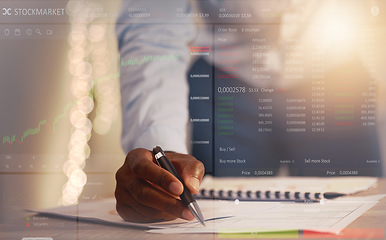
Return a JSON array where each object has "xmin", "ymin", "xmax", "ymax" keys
[
  {"xmin": 120, "ymin": 54, "xmax": 180, "ymax": 68},
  {"xmin": 2, "ymin": 53, "xmax": 179, "ymax": 146},
  {"xmin": 52, "ymin": 102, "xmax": 75, "ymax": 134},
  {"xmin": 21, "ymin": 120, "xmax": 47, "ymax": 142},
  {"xmin": 2, "ymin": 102, "xmax": 74, "ymax": 146}
]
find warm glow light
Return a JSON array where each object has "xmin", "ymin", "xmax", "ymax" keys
[
  {"xmin": 61, "ymin": 0, "xmax": 95, "ymax": 206},
  {"xmin": 320, "ymin": 16, "xmax": 354, "ymax": 46},
  {"xmin": 78, "ymin": 96, "xmax": 94, "ymax": 114},
  {"xmin": 60, "ymin": 0, "xmax": 118, "ymax": 206}
]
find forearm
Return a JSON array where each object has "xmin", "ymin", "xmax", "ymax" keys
[{"xmin": 116, "ymin": 0, "xmax": 195, "ymax": 154}]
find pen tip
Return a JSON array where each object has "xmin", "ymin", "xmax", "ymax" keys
[{"xmin": 188, "ymin": 202, "xmax": 206, "ymax": 227}]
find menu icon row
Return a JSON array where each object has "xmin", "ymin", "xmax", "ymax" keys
[{"xmin": 3, "ymin": 27, "xmax": 53, "ymax": 36}]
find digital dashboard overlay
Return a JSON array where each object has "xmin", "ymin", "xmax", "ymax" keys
[{"xmin": 0, "ymin": 0, "xmax": 386, "ymax": 239}]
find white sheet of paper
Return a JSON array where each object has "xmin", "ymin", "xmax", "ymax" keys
[
  {"xmin": 28, "ymin": 198, "xmax": 150, "ymax": 228},
  {"xmin": 147, "ymin": 194, "xmax": 385, "ymax": 234},
  {"xmin": 30, "ymin": 198, "xmax": 280, "ymax": 228},
  {"xmin": 148, "ymin": 200, "xmax": 281, "ymax": 229},
  {"xmin": 30, "ymin": 194, "xmax": 385, "ymax": 234}
]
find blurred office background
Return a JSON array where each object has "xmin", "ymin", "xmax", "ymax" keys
[{"xmin": 0, "ymin": 0, "xmax": 124, "ymax": 223}]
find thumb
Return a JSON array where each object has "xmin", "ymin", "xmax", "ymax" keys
[{"xmin": 167, "ymin": 153, "xmax": 205, "ymax": 194}]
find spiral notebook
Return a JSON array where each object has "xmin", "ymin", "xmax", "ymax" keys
[{"xmin": 195, "ymin": 176, "xmax": 377, "ymax": 201}]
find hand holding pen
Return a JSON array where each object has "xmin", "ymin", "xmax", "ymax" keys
[
  {"xmin": 153, "ymin": 146, "xmax": 205, "ymax": 225},
  {"xmin": 115, "ymin": 148, "xmax": 205, "ymax": 223}
]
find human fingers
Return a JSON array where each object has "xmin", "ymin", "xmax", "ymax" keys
[
  {"xmin": 125, "ymin": 148, "xmax": 184, "ymax": 196},
  {"xmin": 166, "ymin": 153, "xmax": 205, "ymax": 195}
]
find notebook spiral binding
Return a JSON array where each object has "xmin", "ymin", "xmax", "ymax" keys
[{"xmin": 196, "ymin": 189, "xmax": 323, "ymax": 201}]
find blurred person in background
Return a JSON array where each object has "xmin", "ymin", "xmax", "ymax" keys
[{"xmin": 114, "ymin": 0, "xmax": 385, "ymax": 222}]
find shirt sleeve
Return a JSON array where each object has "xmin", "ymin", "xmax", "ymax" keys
[{"xmin": 116, "ymin": 0, "xmax": 195, "ymax": 154}]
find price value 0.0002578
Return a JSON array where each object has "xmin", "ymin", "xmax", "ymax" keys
[{"xmin": 217, "ymin": 86, "xmax": 246, "ymax": 94}]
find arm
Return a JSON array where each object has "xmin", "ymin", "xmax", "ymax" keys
[
  {"xmin": 116, "ymin": 0, "xmax": 195, "ymax": 154},
  {"xmin": 115, "ymin": 0, "xmax": 205, "ymax": 222}
]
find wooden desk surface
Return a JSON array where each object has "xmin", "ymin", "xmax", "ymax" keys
[{"xmin": 2, "ymin": 178, "xmax": 386, "ymax": 240}]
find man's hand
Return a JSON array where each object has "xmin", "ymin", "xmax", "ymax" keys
[{"xmin": 115, "ymin": 148, "xmax": 205, "ymax": 223}]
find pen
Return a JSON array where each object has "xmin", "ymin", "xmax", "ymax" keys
[{"xmin": 152, "ymin": 146, "xmax": 206, "ymax": 226}]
